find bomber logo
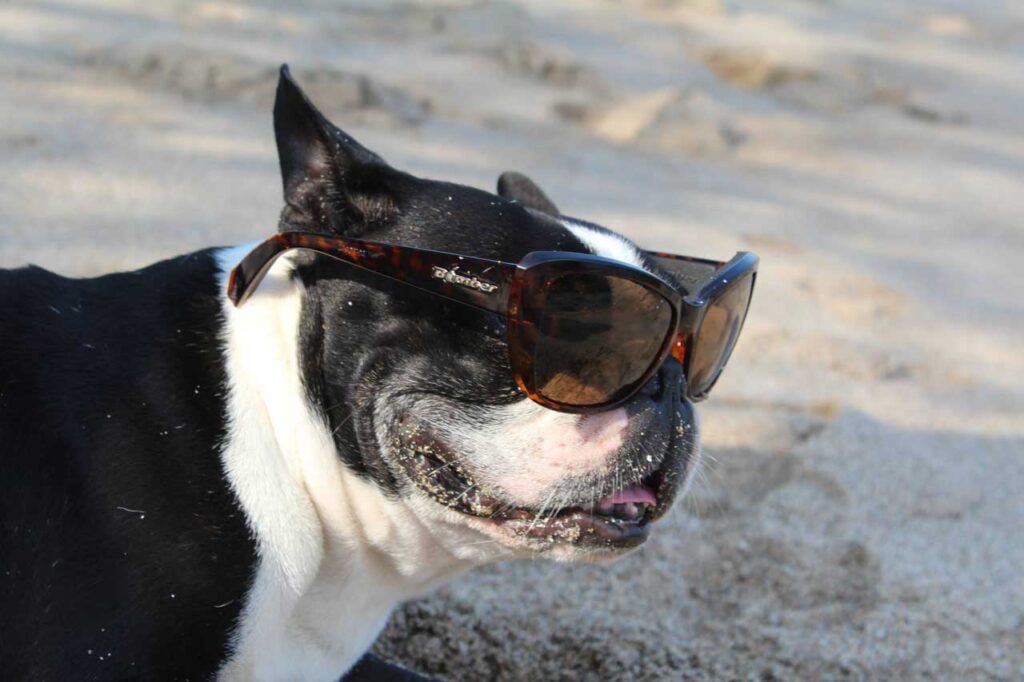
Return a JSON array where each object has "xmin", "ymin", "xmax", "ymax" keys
[{"xmin": 431, "ymin": 265, "xmax": 499, "ymax": 293}]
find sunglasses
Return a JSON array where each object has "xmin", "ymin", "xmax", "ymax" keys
[{"xmin": 228, "ymin": 231, "xmax": 758, "ymax": 414}]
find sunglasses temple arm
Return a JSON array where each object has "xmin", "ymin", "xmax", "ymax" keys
[
  {"xmin": 227, "ymin": 235, "xmax": 291, "ymax": 306},
  {"xmin": 227, "ymin": 233, "xmax": 515, "ymax": 315}
]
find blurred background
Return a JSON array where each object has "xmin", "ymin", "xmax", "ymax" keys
[{"xmin": 2, "ymin": 1, "xmax": 1022, "ymax": 679}]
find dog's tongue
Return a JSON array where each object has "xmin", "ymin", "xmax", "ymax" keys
[{"xmin": 599, "ymin": 484, "xmax": 657, "ymax": 506}]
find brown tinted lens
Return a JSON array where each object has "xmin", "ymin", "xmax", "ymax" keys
[
  {"xmin": 533, "ymin": 273, "xmax": 673, "ymax": 406},
  {"xmin": 689, "ymin": 274, "xmax": 754, "ymax": 396}
]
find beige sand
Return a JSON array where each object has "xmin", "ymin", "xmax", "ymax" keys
[{"xmin": 2, "ymin": 1, "xmax": 1022, "ymax": 679}]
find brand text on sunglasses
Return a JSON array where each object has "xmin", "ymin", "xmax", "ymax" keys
[{"xmin": 431, "ymin": 265, "xmax": 499, "ymax": 293}]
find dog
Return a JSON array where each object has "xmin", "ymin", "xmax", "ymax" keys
[{"xmin": 0, "ymin": 66, "xmax": 701, "ymax": 681}]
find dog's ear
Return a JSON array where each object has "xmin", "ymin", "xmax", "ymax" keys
[
  {"xmin": 274, "ymin": 64, "xmax": 397, "ymax": 235},
  {"xmin": 496, "ymin": 171, "xmax": 559, "ymax": 216}
]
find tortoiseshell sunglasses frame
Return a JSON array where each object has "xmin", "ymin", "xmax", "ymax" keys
[{"xmin": 228, "ymin": 231, "xmax": 758, "ymax": 413}]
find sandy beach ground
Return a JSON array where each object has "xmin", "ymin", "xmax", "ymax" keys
[{"xmin": 2, "ymin": 1, "xmax": 1022, "ymax": 679}]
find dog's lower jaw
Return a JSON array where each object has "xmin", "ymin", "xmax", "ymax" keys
[{"xmin": 215, "ymin": 248, "xmax": 473, "ymax": 681}]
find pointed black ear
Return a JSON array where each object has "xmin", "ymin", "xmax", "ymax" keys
[
  {"xmin": 274, "ymin": 64, "xmax": 395, "ymax": 234},
  {"xmin": 496, "ymin": 171, "xmax": 559, "ymax": 216}
]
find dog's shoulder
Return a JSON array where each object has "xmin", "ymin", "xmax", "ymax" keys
[
  {"xmin": 0, "ymin": 263, "xmax": 69, "ymax": 337},
  {"xmin": 0, "ymin": 249, "xmax": 258, "ymax": 680}
]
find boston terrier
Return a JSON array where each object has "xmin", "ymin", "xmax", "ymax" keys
[{"xmin": 0, "ymin": 66, "xmax": 720, "ymax": 681}]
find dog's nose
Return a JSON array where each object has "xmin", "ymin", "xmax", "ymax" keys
[{"xmin": 639, "ymin": 358, "xmax": 685, "ymax": 402}]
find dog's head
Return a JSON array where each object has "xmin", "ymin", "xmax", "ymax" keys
[{"xmin": 273, "ymin": 68, "xmax": 699, "ymax": 562}]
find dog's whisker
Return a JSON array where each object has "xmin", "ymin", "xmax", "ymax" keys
[
  {"xmin": 459, "ymin": 537, "xmax": 502, "ymax": 549},
  {"xmin": 528, "ymin": 486, "xmax": 562, "ymax": 532},
  {"xmin": 426, "ymin": 460, "xmax": 455, "ymax": 476},
  {"xmin": 329, "ymin": 411, "xmax": 358, "ymax": 437},
  {"xmin": 452, "ymin": 485, "xmax": 476, "ymax": 503},
  {"xmin": 540, "ymin": 486, "xmax": 569, "ymax": 527}
]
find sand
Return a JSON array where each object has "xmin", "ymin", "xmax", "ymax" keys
[{"xmin": 2, "ymin": 1, "xmax": 1022, "ymax": 679}]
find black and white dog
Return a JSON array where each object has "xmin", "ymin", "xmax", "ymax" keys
[{"xmin": 0, "ymin": 67, "xmax": 699, "ymax": 680}]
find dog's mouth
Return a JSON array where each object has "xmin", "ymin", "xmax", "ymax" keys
[{"xmin": 395, "ymin": 429, "xmax": 682, "ymax": 549}]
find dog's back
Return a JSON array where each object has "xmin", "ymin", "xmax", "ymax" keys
[{"xmin": 0, "ymin": 254, "xmax": 256, "ymax": 680}]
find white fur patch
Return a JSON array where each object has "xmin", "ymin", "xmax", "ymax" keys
[
  {"xmin": 213, "ymin": 246, "xmax": 472, "ymax": 681},
  {"xmin": 425, "ymin": 400, "xmax": 631, "ymax": 508},
  {"xmin": 561, "ymin": 217, "xmax": 647, "ymax": 269}
]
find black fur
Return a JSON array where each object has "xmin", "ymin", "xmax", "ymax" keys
[
  {"xmin": 496, "ymin": 171, "xmax": 560, "ymax": 215},
  {"xmin": 0, "ymin": 252, "xmax": 255, "ymax": 680}
]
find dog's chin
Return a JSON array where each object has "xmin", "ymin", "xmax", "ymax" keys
[{"xmin": 390, "ymin": 424, "xmax": 693, "ymax": 560}]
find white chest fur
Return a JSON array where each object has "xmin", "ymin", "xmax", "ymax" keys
[{"xmin": 214, "ymin": 247, "xmax": 468, "ymax": 681}]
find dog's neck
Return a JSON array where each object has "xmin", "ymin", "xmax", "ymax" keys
[{"xmin": 214, "ymin": 246, "xmax": 469, "ymax": 680}]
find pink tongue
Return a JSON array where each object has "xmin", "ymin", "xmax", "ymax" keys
[{"xmin": 600, "ymin": 484, "xmax": 657, "ymax": 506}]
